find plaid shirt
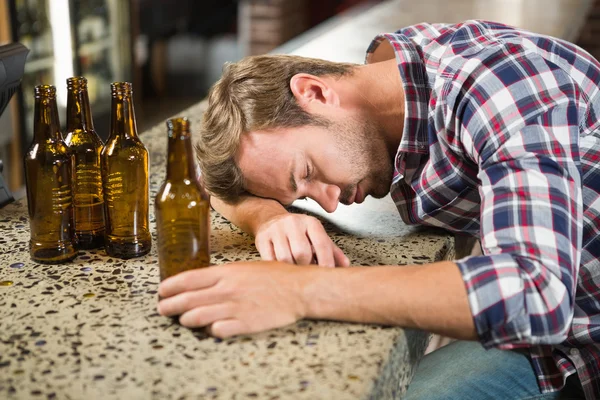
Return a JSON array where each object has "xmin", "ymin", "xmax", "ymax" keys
[{"xmin": 366, "ymin": 20, "xmax": 600, "ymax": 398}]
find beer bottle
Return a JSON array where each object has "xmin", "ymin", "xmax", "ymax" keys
[
  {"xmin": 101, "ymin": 82, "xmax": 151, "ymax": 258},
  {"xmin": 24, "ymin": 85, "xmax": 77, "ymax": 264},
  {"xmin": 155, "ymin": 118, "xmax": 210, "ymax": 281},
  {"xmin": 64, "ymin": 76, "xmax": 105, "ymax": 249}
]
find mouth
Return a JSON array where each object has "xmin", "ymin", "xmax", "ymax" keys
[{"xmin": 340, "ymin": 182, "xmax": 365, "ymax": 205}]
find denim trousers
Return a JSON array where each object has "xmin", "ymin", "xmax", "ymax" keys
[{"xmin": 404, "ymin": 340, "xmax": 586, "ymax": 400}]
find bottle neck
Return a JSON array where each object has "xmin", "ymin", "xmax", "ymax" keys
[
  {"xmin": 66, "ymin": 87, "xmax": 94, "ymax": 132},
  {"xmin": 33, "ymin": 96, "xmax": 62, "ymax": 142},
  {"xmin": 166, "ymin": 132, "xmax": 197, "ymax": 181},
  {"xmin": 110, "ymin": 94, "xmax": 138, "ymax": 139}
]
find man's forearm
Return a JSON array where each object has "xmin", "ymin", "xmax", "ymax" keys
[
  {"xmin": 302, "ymin": 261, "xmax": 477, "ymax": 340},
  {"xmin": 211, "ymin": 195, "xmax": 288, "ymax": 236}
]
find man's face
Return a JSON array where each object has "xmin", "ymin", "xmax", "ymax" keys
[{"xmin": 236, "ymin": 113, "xmax": 394, "ymax": 212}]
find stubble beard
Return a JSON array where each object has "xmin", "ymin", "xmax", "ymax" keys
[{"xmin": 334, "ymin": 116, "xmax": 394, "ymax": 203}]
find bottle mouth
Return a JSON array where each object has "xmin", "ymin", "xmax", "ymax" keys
[
  {"xmin": 34, "ymin": 84, "xmax": 56, "ymax": 99},
  {"xmin": 167, "ymin": 117, "xmax": 190, "ymax": 133},
  {"xmin": 111, "ymin": 82, "xmax": 133, "ymax": 96},
  {"xmin": 67, "ymin": 76, "xmax": 88, "ymax": 90}
]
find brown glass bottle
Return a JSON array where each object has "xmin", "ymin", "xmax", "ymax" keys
[
  {"xmin": 155, "ymin": 118, "xmax": 210, "ymax": 281},
  {"xmin": 24, "ymin": 85, "xmax": 77, "ymax": 264},
  {"xmin": 101, "ymin": 82, "xmax": 151, "ymax": 258},
  {"xmin": 64, "ymin": 77, "xmax": 105, "ymax": 249}
]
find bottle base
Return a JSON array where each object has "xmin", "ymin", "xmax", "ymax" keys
[
  {"xmin": 30, "ymin": 242, "xmax": 78, "ymax": 264},
  {"xmin": 160, "ymin": 259, "xmax": 211, "ymax": 281},
  {"xmin": 105, "ymin": 236, "xmax": 151, "ymax": 259},
  {"xmin": 75, "ymin": 230, "xmax": 105, "ymax": 250}
]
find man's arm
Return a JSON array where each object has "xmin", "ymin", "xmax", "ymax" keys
[
  {"xmin": 446, "ymin": 64, "xmax": 584, "ymax": 348},
  {"xmin": 211, "ymin": 195, "xmax": 287, "ymax": 236},
  {"xmin": 157, "ymin": 259, "xmax": 476, "ymax": 339},
  {"xmin": 304, "ymin": 260, "xmax": 477, "ymax": 340}
]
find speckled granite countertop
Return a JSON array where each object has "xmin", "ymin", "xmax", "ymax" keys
[
  {"xmin": 1, "ymin": 0, "xmax": 593, "ymax": 398},
  {"xmin": 0, "ymin": 98, "xmax": 452, "ymax": 400}
]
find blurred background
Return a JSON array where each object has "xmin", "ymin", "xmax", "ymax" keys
[
  {"xmin": 0, "ymin": 0, "xmax": 383, "ymax": 198},
  {"xmin": 0, "ymin": 0, "xmax": 598, "ymax": 198}
]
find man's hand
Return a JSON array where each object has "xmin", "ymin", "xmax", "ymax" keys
[
  {"xmin": 255, "ymin": 213, "xmax": 350, "ymax": 267},
  {"xmin": 210, "ymin": 196, "xmax": 350, "ymax": 268},
  {"xmin": 157, "ymin": 262, "xmax": 319, "ymax": 338}
]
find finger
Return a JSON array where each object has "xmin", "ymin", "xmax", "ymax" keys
[
  {"xmin": 306, "ymin": 224, "xmax": 335, "ymax": 267},
  {"xmin": 287, "ymin": 231, "xmax": 314, "ymax": 265},
  {"xmin": 271, "ymin": 236, "xmax": 294, "ymax": 264},
  {"xmin": 179, "ymin": 303, "xmax": 233, "ymax": 328},
  {"xmin": 333, "ymin": 245, "xmax": 351, "ymax": 267},
  {"xmin": 208, "ymin": 319, "xmax": 250, "ymax": 339},
  {"xmin": 158, "ymin": 267, "xmax": 220, "ymax": 298},
  {"xmin": 158, "ymin": 287, "xmax": 223, "ymax": 317},
  {"xmin": 255, "ymin": 237, "xmax": 276, "ymax": 261}
]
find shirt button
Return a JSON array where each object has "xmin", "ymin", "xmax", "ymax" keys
[{"xmin": 570, "ymin": 348, "xmax": 579, "ymax": 356}]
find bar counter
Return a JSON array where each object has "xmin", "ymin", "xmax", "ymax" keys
[{"xmin": 0, "ymin": 95, "xmax": 449, "ymax": 398}]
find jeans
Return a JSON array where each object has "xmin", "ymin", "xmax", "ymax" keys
[{"xmin": 404, "ymin": 340, "xmax": 585, "ymax": 400}]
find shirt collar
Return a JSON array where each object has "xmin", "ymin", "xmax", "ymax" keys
[{"xmin": 365, "ymin": 33, "xmax": 430, "ymax": 161}]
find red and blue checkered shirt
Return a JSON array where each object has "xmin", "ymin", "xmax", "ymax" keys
[{"xmin": 366, "ymin": 20, "xmax": 600, "ymax": 398}]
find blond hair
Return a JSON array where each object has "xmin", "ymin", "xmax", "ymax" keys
[{"xmin": 196, "ymin": 54, "xmax": 355, "ymax": 203}]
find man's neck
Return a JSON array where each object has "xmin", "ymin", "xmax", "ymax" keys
[{"xmin": 351, "ymin": 59, "xmax": 405, "ymax": 159}]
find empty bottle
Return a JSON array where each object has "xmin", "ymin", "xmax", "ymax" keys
[
  {"xmin": 101, "ymin": 82, "xmax": 151, "ymax": 258},
  {"xmin": 24, "ymin": 85, "xmax": 77, "ymax": 264},
  {"xmin": 155, "ymin": 118, "xmax": 210, "ymax": 281},
  {"xmin": 64, "ymin": 76, "xmax": 105, "ymax": 249}
]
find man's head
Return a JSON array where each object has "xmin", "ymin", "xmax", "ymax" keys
[{"xmin": 196, "ymin": 54, "xmax": 395, "ymax": 212}]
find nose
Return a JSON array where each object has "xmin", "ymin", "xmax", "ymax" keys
[{"xmin": 310, "ymin": 182, "xmax": 341, "ymax": 213}]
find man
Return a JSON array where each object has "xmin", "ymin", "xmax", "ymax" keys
[{"xmin": 157, "ymin": 20, "xmax": 600, "ymax": 399}]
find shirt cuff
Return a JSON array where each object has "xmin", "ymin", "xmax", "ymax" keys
[{"xmin": 455, "ymin": 253, "xmax": 534, "ymax": 349}]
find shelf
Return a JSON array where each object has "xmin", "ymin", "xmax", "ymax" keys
[
  {"xmin": 24, "ymin": 56, "xmax": 54, "ymax": 73},
  {"xmin": 79, "ymin": 38, "xmax": 112, "ymax": 57},
  {"xmin": 23, "ymin": 38, "xmax": 113, "ymax": 74}
]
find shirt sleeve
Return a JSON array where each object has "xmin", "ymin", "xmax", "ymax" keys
[{"xmin": 453, "ymin": 56, "xmax": 585, "ymax": 349}]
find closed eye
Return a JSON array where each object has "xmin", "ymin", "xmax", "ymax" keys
[{"xmin": 305, "ymin": 163, "xmax": 312, "ymax": 182}]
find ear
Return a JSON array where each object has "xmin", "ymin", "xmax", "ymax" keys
[{"xmin": 289, "ymin": 73, "xmax": 340, "ymax": 108}]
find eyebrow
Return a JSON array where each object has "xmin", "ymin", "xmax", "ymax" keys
[
  {"xmin": 290, "ymin": 157, "xmax": 298, "ymax": 193},
  {"xmin": 289, "ymin": 159, "xmax": 298, "ymax": 193}
]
